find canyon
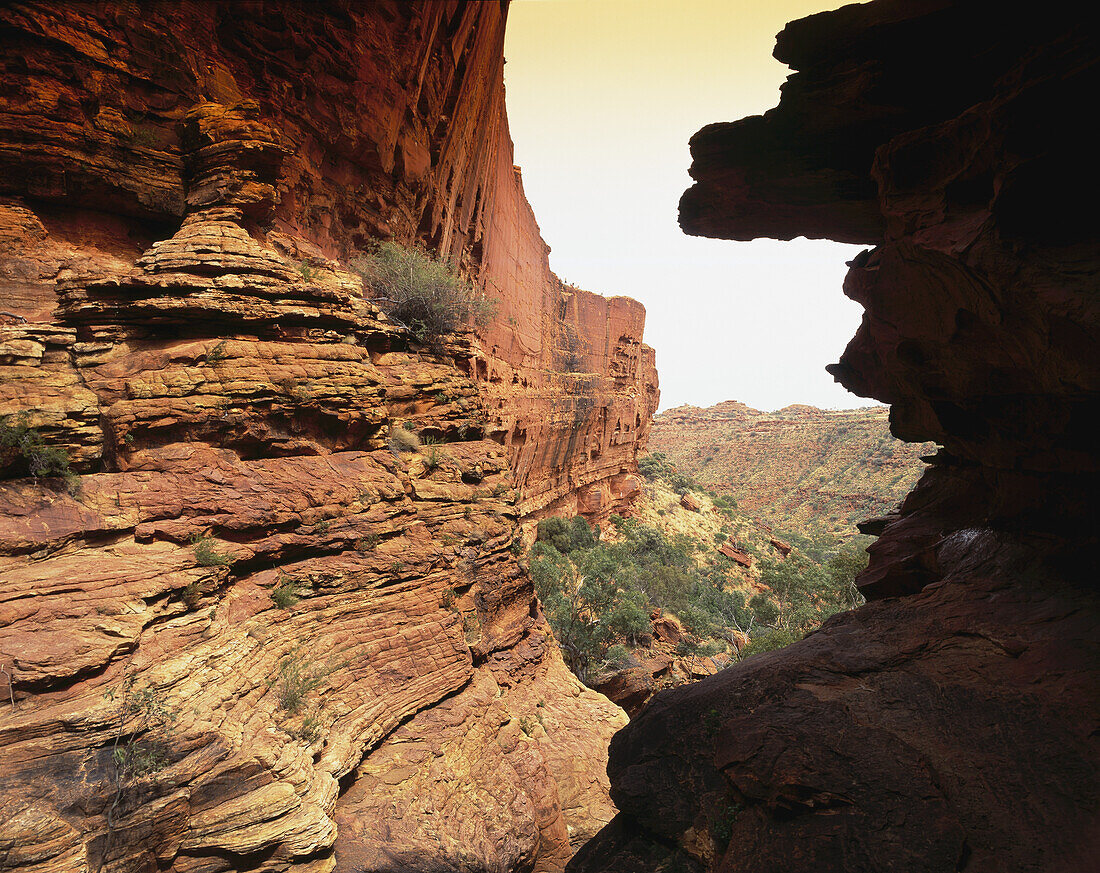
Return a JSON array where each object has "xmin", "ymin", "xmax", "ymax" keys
[
  {"xmin": 649, "ymin": 401, "xmax": 935, "ymax": 547},
  {"xmin": 572, "ymin": 1, "xmax": 1099, "ymax": 871},
  {"xmin": 0, "ymin": 3, "xmax": 655, "ymax": 872},
  {"xmin": 1, "ymin": 1, "xmax": 1097, "ymax": 872}
]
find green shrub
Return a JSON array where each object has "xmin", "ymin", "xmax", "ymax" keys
[
  {"xmin": 604, "ymin": 644, "xmax": 632, "ymax": 669},
  {"xmin": 535, "ymin": 515, "xmax": 598, "ymax": 554},
  {"xmin": 204, "ymin": 340, "xmax": 228, "ymax": 365},
  {"xmin": 637, "ymin": 451, "xmax": 698, "ymax": 495},
  {"xmin": 0, "ymin": 416, "xmax": 77, "ymax": 491},
  {"xmin": 272, "ymin": 576, "xmax": 300, "ymax": 608},
  {"xmin": 352, "ymin": 241, "xmax": 496, "ymax": 341},
  {"xmin": 191, "ymin": 535, "xmax": 229, "ymax": 567},
  {"xmin": 273, "ymin": 653, "xmax": 328, "ymax": 714},
  {"xmin": 741, "ymin": 627, "xmax": 801, "ymax": 657},
  {"xmin": 181, "ymin": 582, "xmax": 204, "ymax": 609},
  {"xmin": 423, "ymin": 445, "xmax": 444, "ymax": 472}
]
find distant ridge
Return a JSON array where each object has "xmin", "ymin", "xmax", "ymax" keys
[{"xmin": 649, "ymin": 400, "xmax": 937, "ymax": 546}]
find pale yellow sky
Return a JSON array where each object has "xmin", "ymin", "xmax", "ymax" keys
[{"xmin": 504, "ymin": 0, "xmax": 871, "ymax": 412}]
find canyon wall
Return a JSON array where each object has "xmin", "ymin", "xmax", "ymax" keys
[
  {"xmin": 573, "ymin": 2, "xmax": 1099, "ymax": 871},
  {"xmin": 0, "ymin": 3, "xmax": 655, "ymax": 872}
]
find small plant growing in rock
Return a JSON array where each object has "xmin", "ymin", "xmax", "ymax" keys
[
  {"xmin": 271, "ymin": 575, "xmax": 300, "ymax": 608},
  {"xmin": 100, "ymin": 675, "xmax": 177, "ymax": 871},
  {"xmin": 0, "ymin": 415, "xmax": 78, "ymax": 491},
  {"xmin": 352, "ymin": 241, "xmax": 496, "ymax": 342},
  {"xmin": 296, "ymin": 712, "xmax": 323, "ymax": 742},
  {"xmin": 191, "ymin": 535, "xmax": 229, "ymax": 567},
  {"xmin": 423, "ymin": 445, "xmax": 444, "ymax": 472},
  {"xmin": 272, "ymin": 652, "xmax": 329, "ymax": 715},
  {"xmin": 355, "ymin": 532, "xmax": 380, "ymax": 552},
  {"xmin": 299, "ymin": 261, "xmax": 314, "ymax": 281},
  {"xmin": 181, "ymin": 581, "xmax": 204, "ymax": 610},
  {"xmin": 462, "ymin": 611, "xmax": 480, "ymax": 645},
  {"xmin": 388, "ymin": 424, "xmax": 421, "ymax": 453},
  {"xmin": 204, "ymin": 339, "xmax": 228, "ymax": 365}
]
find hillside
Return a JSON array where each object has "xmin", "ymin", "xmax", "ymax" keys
[
  {"xmin": 527, "ymin": 465, "xmax": 868, "ymax": 716},
  {"xmin": 649, "ymin": 401, "xmax": 936, "ymax": 550}
]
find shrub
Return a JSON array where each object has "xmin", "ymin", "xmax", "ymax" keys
[
  {"xmin": 604, "ymin": 644, "xmax": 632, "ymax": 669},
  {"xmin": 352, "ymin": 241, "xmax": 496, "ymax": 341},
  {"xmin": 535, "ymin": 515, "xmax": 598, "ymax": 554},
  {"xmin": 181, "ymin": 582, "xmax": 204, "ymax": 609},
  {"xmin": 273, "ymin": 653, "xmax": 328, "ymax": 714},
  {"xmin": 204, "ymin": 340, "xmax": 228, "ymax": 365},
  {"xmin": 741, "ymin": 627, "xmax": 800, "ymax": 657},
  {"xmin": 388, "ymin": 425, "xmax": 421, "ymax": 453},
  {"xmin": 0, "ymin": 416, "xmax": 77, "ymax": 491},
  {"xmin": 272, "ymin": 576, "xmax": 300, "ymax": 608},
  {"xmin": 191, "ymin": 535, "xmax": 229, "ymax": 567}
]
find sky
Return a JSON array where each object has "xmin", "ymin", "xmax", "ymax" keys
[{"xmin": 503, "ymin": 0, "xmax": 873, "ymax": 413}]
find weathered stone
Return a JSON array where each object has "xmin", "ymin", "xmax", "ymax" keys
[
  {"xmin": 0, "ymin": 3, "xmax": 650, "ymax": 871},
  {"xmin": 576, "ymin": 2, "xmax": 1100, "ymax": 870}
]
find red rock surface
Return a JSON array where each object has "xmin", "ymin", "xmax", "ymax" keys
[
  {"xmin": 573, "ymin": 2, "xmax": 1099, "ymax": 871},
  {"xmin": 0, "ymin": 3, "xmax": 651, "ymax": 871}
]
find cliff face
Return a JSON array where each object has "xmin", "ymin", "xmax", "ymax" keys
[
  {"xmin": 649, "ymin": 401, "xmax": 935, "ymax": 545},
  {"xmin": 0, "ymin": 3, "xmax": 654, "ymax": 872},
  {"xmin": 573, "ymin": 2, "xmax": 1099, "ymax": 871}
]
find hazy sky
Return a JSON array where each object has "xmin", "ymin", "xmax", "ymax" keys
[{"xmin": 503, "ymin": 0, "xmax": 872, "ymax": 413}]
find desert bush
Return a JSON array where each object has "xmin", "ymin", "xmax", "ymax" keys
[
  {"xmin": 272, "ymin": 576, "xmax": 300, "ymax": 608},
  {"xmin": 352, "ymin": 241, "xmax": 496, "ymax": 341},
  {"xmin": 535, "ymin": 515, "xmax": 599, "ymax": 554},
  {"xmin": 740, "ymin": 627, "xmax": 801, "ymax": 657},
  {"xmin": 388, "ymin": 424, "xmax": 421, "ymax": 453},
  {"xmin": 637, "ymin": 451, "xmax": 698, "ymax": 495},
  {"xmin": 0, "ymin": 415, "xmax": 77, "ymax": 490},
  {"xmin": 423, "ymin": 445, "xmax": 445, "ymax": 472},
  {"xmin": 191, "ymin": 535, "xmax": 229, "ymax": 567},
  {"xmin": 273, "ymin": 653, "xmax": 329, "ymax": 714}
]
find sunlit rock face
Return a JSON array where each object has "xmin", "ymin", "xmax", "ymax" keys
[
  {"xmin": 0, "ymin": 2, "xmax": 653, "ymax": 871},
  {"xmin": 572, "ymin": 2, "xmax": 1099, "ymax": 871}
]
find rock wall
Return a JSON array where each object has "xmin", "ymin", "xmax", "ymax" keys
[
  {"xmin": 0, "ymin": 3, "xmax": 653, "ymax": 872},
  {"xmin": 573, "ymin": 2, "xmax": 1099, "ymax": 871}
]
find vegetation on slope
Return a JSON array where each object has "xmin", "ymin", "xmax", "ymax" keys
[
  {"xmin": 529, "ymin": 456, "xmax": 868, "ymax": 690},
  {"xmin": 649, "ymin": 401, "xmax": 936, "ymax": 547}
]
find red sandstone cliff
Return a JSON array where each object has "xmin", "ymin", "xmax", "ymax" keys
[
  {"xmin": 572, "ymin": 2, "xmax": 1099, "ymax": 871},
  {"xmin": 0, "ymin": 3, "xmax": 655, "ymax": 872}
]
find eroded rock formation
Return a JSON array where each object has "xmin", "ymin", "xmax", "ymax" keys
[
  {"xmin": 0, "ymin": 3, "xmax": 653, "ymax": 871},
  {"xmin": 573, "ymin": 2, "xmax": 1099, "ymax": 871}
]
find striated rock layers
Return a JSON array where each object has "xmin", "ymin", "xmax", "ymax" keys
[
  {"xmin": 0, "ymin": 3, "xmax": 653, "ymax": 872},
  {"xmin": 573, "ymin": 2, "xmax": 1099, "ymax": 872}
]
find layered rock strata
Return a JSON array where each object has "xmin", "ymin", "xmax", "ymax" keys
[
  {"xmin": 0, "ymin": 2, "xmax": 651, "ymax": 871},
  {"xmin": 573, "ymin": 1, "xmax": 1099, "ymax": 871}
]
